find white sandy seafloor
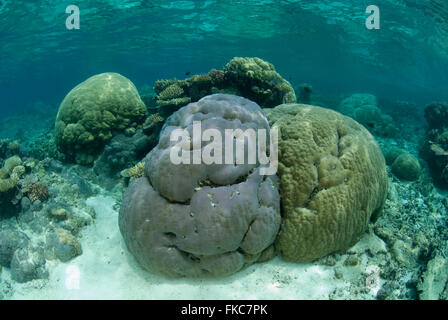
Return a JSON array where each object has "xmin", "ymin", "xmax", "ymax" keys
[{"xmin": 3, "ymin": 194, "xmax": 387, "ymax": 300}]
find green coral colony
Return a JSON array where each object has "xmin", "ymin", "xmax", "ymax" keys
[{"xmin": 55, "ymin": 73, "xmax": 147, "ymax": 165}]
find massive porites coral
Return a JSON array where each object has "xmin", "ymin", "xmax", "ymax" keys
[
  {"xmin": 338, "ymin": 93, "xmax": 398, "ymax": 137},
  {"xmin": 55, "ymin": 73, "xmax": 147, "ymax": 165},
  {"xmin": 265, "ymin": 104, "xmax": 387, "ymax": 262},
  {"xmin": 119, "ymin": 94, "xmax": 281, "ymax": 277}
]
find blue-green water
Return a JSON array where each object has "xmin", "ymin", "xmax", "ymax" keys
[
  {"xmin": 1, "ymin": 0, "xmax": 448, "ymax": 117},
  {"xmin": 1, "ymin": 0, "xmax": 448, "ymax": 301}
]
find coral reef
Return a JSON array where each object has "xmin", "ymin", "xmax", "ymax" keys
[
  {"xmin": 142, "ymin": 113, "xmax": 164, "ymax": 137},
  {"xmin": 24, "ymin": 182, "xmax": 50, "ymax": 203},
  {"xmin": 264, "ymin": 104, "xmax": 388, "ymax": 262},
  {"xmin": 385, "ymin": 148, "xmax": 406, "ymax": 165},
  {"xmin": 0, "ymin": 139, "xmax": 20, "ymax": 159},
  {"xmin": 45, "ymin": 228, "xmax": 82, "ymax": 262},
  {"xmin": 92, "ymin": 129, "xmax": 157, "ymax": 189},
  {"xmin": 417, "ymin": 255, "xmax": 448, "ymax": 300},
  {"xmin": 372, "ymin": 176, "xmax": 448, "ymax": 300},
  {"xmin": 0, "ymin": 156, "xmax": 25, "ymax": 217},
  {"xmin": 138, "ymin": 84, "xmax": 159, "ymax": 113},
  {"xmin": 156, "ymin": 83, "xmax": 192, "ymax": 118},
  {"xmin": 0, "ymin": 155, "xmax": 23, "ymax": 193},
  {"xmin": 120, "ymin": 161, "xmax": 145, "ymax": 184},
  {"xmin": 424, "ymin": 102, "xmax": 448, "ymax": 129},
  {"xmin": 0, "ymin": 230, "xmax": 29, "ymax": 267},
  {"xmin": 223, "ymin": 57, "xmax": 296, "ymax": 107},
  {"xmin": 10, "ymin": 245, "xmax": 48, "ymax": 283},
  {"xmin": 26, "ymin": 131, "xmax": 62, "ymax": 161},
  {"xmin": 1, "ymin": 92, "xmax": 446, "ymax": 298},
  {"xmin": 338, "ymin": 94, "xmax": 399, "ymax": 137},
  {"xmin": 148, "ymin": 58, "xmax": 296, "ymax": 158},
  {"xmin": 153, "ymin": 79, "xmax": 192, "ymax": 118},
  {"xmin": 0, "ymin": 142, "xmax": 96, "ymax": 291},
  {"xmin": 89, "ymin": 112, "xmax": 164, "ymax": 189},
  {"xmin": 421, "ymin": 102, "xmax": 448, "ymax": 188},
  {"xmin": 54, "ymin": 73, "xmax": 147, "ymax": 165},
  {"xmin": 119, "ymin": 94, "xmax": 281, "ymax": 277},
  {"xmin": 208, "ymin": 68, "xmax": 225, "ymax": 86},
  {"xmin": 153, "ymin": 57, "xmax": 296, "ymax": 120},
  {"xmin": 158, "ymin": 83, "xmax": 185, "ymax": 101}
]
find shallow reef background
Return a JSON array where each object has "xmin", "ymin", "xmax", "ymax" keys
[
  {"xmin": 1, "ymin": 0, "xmax": 448, "ymax": 118},
  {"xmin": 1, "ymin": 0, "xmax": 448, "ymax": 300}
]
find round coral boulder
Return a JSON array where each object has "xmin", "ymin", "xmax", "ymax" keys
[
  {"xmin": 264, "ymin": 104, "xmax": 388, "ymax": 262},
  {"xmin": 391, "ymin": 153, "xmax": 421, "ymax": 181},
  {"xmin": 55, "ymin": 73, "xmax": 147, "ymax": 165},
  {"xmin": 119, "ymin": 94, "xmax": 281, "ymax": 277}
]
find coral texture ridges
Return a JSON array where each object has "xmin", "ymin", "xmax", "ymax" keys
[
  {"xmin": 55, "ymin": 73, "xmax": 147, "ymax": 165},
  {"xmin": 265, "ymin": 104, "xmax": 388, "ymax": 262}
]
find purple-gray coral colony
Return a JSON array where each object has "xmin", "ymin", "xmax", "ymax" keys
[{"xmin": 119, "ymin": 94, "xmax": 281, "ymax": 277}]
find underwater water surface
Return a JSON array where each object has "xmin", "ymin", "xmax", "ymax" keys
[{"xmin": 0, "ymin": 0, "xmax": 448, "ymax": 301}]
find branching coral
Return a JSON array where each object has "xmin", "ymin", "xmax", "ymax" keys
[
  {"xmin": 25, "ymin": 182, "xmax": 50, "ymax": 203},
  {"xmin": 129, "ymin": 162, "xmax": 145, "ymax": 179},
  {"xmin": 157, "ymin": 84, "xmax": 185, "ymax": 101},
  {"xmin": 208, "ymin": 69, "xmax": 225, "ymax": 86}
]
